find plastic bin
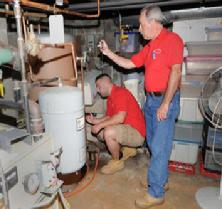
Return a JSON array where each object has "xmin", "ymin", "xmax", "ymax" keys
[
  {"xmin": 186, "ymin": 41, "xmax": 222, "ymax": 56},
  {"xmin": 114, "ymin": 32, "xmax": 140, "ymax": 53},
  {"xmin": 168, "ymin": 161, "xmax": 196, "ymax": 175},
  {"xmin": 170, "ymin": 140, "xmax": 199, "ymax": 164},
  {"xmin": 174, "ymin": 122, "xmax": 203, "ymax": 145},
  {"xmin": 205, "ymin": 27, "xmax": 222, "ymax": 41},
  {"xmin": 204, "ymin": 149, "xmax": 222, "ymax": 172},
  {"xmin": 179, "ymin": 84, "xmax": 203, "ymax": 122},
  {"xmin": 185, "ymin": 56, "xmax": 222, "ymax": 75},
  {"xmin": 124, "ymin": 79, "xmax": 139, "ymax": 101},
  {"xmin": 206, "ymin": 127, "xmax": 222, "ymax": 150},
  {"xmin": 181, "ymin": 74, "xmax": 207, "ymax": 86}
]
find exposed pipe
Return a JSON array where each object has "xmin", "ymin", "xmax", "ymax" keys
[
  {"xmin": 13, "ymin": 0, "xmax": 31, "ymax": 133},
  {"xmin": 0, "ymin": 8, "xmax": 47, "ymax": 17},
  {"xmin": 68, "ymin": 0, "xmax": 204, "ymax": 11},
  {"xmin": 0, "ymin": 99, "xmax": 23, "ymax": 109},
  {"xmin": 20, "ymin": 0, "xmax": 100, "ymax": 18},
  {"xmin": 69, "ymin": 0, "xmax": 167, "ymax": 10}
]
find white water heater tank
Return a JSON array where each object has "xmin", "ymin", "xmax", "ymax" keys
[{"xmin": 39, "ymin": 86, "xmax": 86, "ymax": 174}]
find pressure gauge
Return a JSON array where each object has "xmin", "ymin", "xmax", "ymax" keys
[{"xmin": 23, "ymin": 173, "xmax": 40, "ymax": 194}]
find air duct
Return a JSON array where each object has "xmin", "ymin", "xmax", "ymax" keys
[
  {"xmin": 165, "ymin": 6, "xmax": 222, "ymax": 23},
  {"xmin": 118, "ymin": 6, "xmax": 222, "ymax": 27}
]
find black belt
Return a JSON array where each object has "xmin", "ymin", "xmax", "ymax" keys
[{"xmin": 148, "ymin": 91, "xmax": 165, "ymax": 97}]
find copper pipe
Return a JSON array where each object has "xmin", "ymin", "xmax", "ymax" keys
[
  {"xmin": 20, "ymin": 0, "xmax": 100, "ymax": 18},
  {"xmin": 80, "ymin": 58, "xmax": 85, "ymax": 103},
  {"xmin": 0, "ymin": 8, "xmax": 47, "ymax": 17}
]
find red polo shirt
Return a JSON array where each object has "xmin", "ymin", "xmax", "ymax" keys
[
  {"xmin": 106, "ymin": 85, "xmax": 146, "ymax": 137},
  {"xmin": 131, "ymin": 28, "xmax": 184, "ymax": 92}
]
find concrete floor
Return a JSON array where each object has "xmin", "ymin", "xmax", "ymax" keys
[{"xmin": 66, "ymin": 151, "xmax": 219, "ymax": 209}]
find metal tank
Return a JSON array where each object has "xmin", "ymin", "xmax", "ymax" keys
[{"xmin": 39, "ymin": 86, "xmax": 86, "ymax": 174}]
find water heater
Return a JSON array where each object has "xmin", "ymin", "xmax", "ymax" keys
[{"xmin": 39, "ymin": 86, "xmax": 86, "ymax": 174}]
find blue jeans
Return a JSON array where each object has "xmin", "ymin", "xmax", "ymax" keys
[{"xmin": 144, "ymin": 91, "xmax": 180, "ymax": 198}]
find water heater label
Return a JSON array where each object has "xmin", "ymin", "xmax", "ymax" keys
[{"xmin": 76, "ymin": 116, "xmax": 84, "ymax": 131}]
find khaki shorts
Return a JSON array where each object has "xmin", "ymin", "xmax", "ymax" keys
[{"xmin": 97, "ymin": 124, "xmax": 145, "ymax": 147}]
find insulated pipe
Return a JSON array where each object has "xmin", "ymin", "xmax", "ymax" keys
[
  {"xmin": 165, "ymin": 6, "xmax": 222, "ymax": 22},
  {"xmin": 0, "ymin": 48, "xmax": 13, "ymax": 65},
  {"xmin": 116, "ymin": 6, "xmax": 222, "ymax": 26},
  {"xmin": 0, "ymin": 99, "xmax": 23, "ymax": 109},
  {"xmin": 29, "ymin": 99, "xmax": 44, "ymax": 135},
  {"xmin": 13, "ymin": 0, "xmax": 31, "ymax": 133}
]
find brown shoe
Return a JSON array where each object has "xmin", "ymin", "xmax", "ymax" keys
[
  {"xmin": 100, "ymin": 159, "xmax": 124, "ymax": 174},
  {"xmin": 135, "ymin": 193, "xmax": 164, "ymax": 208},
  {"xmin": 140, "ymin": 179, "xmax": 169, "ymax": 191},
  {"xmin": 121, "ymin": 147, "xmax": 137, "ymax": 160}
]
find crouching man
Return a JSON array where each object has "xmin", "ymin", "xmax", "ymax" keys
[{"xmin": 86, "ymin": 73, "xmax": 145, "ymax": 174}]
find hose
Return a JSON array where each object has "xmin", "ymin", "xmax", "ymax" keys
[{"xmin": 64, "ymin": 140, "xmax": 100, "ymax": 198}]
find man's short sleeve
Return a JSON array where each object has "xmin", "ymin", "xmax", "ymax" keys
[
  {"xmin": 168, "ymin": 34, "xmax": 184, "ymax": 66},
  {"xmin": 131, "ymin": 44, "xmax": 150, "ymax": 68}
]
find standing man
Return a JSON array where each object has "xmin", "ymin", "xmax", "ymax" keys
[
  {"xmin": 86, "ymin": 74, "xmax": 145, "ymax": 175},
  {"xmin": 98, "ymin": 5, "xmax": 183, "ymax": 208}
]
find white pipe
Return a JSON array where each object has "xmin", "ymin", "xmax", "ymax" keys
[
  {"xmin": 58, "ymin": 188, "xmax": 70, "ymax": 209},
  {"xmin": 13, "ymin": 0, "xmax": 31, "ymax": 133},
  {"xmin": 30, "ymin": 193, "xmax": 57, "ymax": 209}
]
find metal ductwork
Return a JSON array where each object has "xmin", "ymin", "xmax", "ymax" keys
[
  {"xmin": 165, "ymin": 6, "xmax": 222, "ymax": 23},
  {"xmin": 118, "ymin": 6, "xmax": 222, "ymax": 27},
  {"xmin": 69, "ymin": 0, "xmax": 221, "ymax": 12}
]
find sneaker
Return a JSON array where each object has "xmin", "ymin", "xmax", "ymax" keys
[
  {"xmin": 121, "ymin": 147, "xmax": 137, "ymax": 160},
  {"xmin": 140, "ymin": 179, "xmax": 169, "ymax": 191},
  {"xmin": 100, "ymin": 159, "xmax": 124, "ymax": 174},
  {"xmin": 135, "ymin": 193, "xmax": 164, "ymax": 208}
]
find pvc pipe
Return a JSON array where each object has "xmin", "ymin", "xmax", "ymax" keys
[{"xmin": 13, "ymin": 0, "xmax": 31, "ymax": 133}]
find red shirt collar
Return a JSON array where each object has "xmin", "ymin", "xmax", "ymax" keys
[
  {"xmin": 109, "ymin": 84, "xmax": 117, "ymax": 99},
  {"xmin": 152, "ymin": 28, "xmax": 168, "ymax": 42}
]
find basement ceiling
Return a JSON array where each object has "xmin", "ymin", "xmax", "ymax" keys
[
  {"xmin": 2, "ymin": 0, "xmax": 222, "ymax": 16},
  {"xmin": 1, "ymin": 0, "xmax": 222, "ymax": 23}
]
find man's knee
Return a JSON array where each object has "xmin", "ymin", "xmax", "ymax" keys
[{"xmin": 103, "ymin": 126, "xmax": 116, "ymax": 141}]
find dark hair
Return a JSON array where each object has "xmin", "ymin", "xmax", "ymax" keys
[{"xmin": 95, "ymin": 73, "xmax": 112, "ymax": 82}]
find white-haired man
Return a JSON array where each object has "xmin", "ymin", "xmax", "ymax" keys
[{"xmin": 98, "ymin": 5, "xmax": 183, "ymax": 208}]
